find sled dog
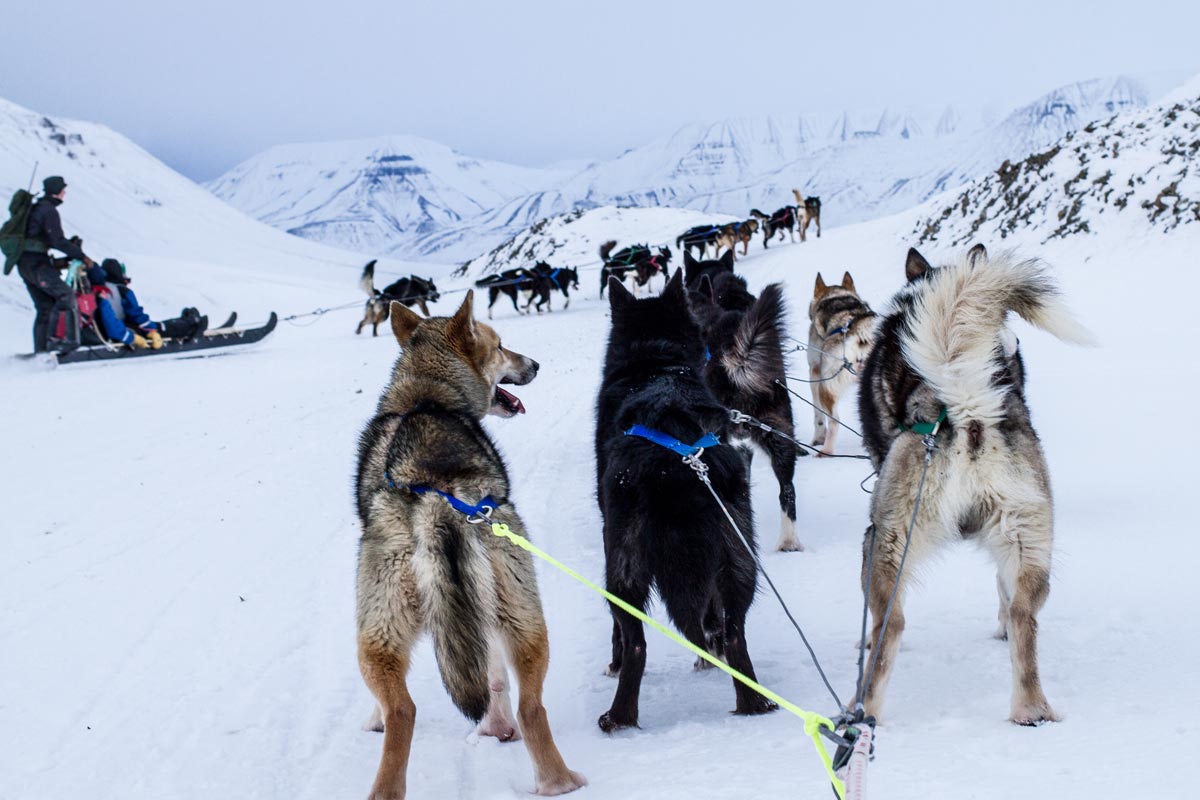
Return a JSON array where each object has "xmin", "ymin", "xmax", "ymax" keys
[
  {"xmin": 791, "ymin": 190, "xmax": 822, "ymax": 241},
  {"xmin": 855, "ymin": 245, "xmax": 1093, "ymax": 725},
  {"xmin": 594, "ymin": 269, "xmax": 776, "ymax": 731},
  {"xmin": 357, "ymin": 260, "xmax": 441, "ymax": 335},
  {"xmin": 806, "ymin": 271, "xmax": 876, "ymax": 456},
  {"xmin": 355, "ymin": 292, "xmax": 585, "ymax": 798},
  {"xmin": 691, "ymin": 274, "xmax": 804, "ymax": 551}
]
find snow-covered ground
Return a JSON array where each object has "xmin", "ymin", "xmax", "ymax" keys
[{"xmin": 3, "ymin": 199, "xmax": 1196, "ymax": 799}]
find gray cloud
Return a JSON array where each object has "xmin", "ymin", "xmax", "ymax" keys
[{"xmin": 3, "ymin": 0, "xmax": 1196, "ymax": 180}]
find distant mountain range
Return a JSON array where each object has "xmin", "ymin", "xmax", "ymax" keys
[
  {"xmin": 912, "ymin": 74, "xmax": 1200, "ymax": 246},
  {"xmin": 208, "ymin": 75, "xmax": 1172, "ymax": 262}
]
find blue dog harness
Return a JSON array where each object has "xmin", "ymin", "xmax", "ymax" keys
[
  {"xmin": 624, "ymin": 425, "xmax": 720, "ymax": 457},
  {"xmin": 386, "ymin": 474, "xmax": 502, "ymax": 520}
]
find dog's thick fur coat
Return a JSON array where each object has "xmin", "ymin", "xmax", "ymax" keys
[
  {"xmin": 856, "ymin": 245, "xmax": 1093, "ymax": 726},
  {"xmin": 594, "ymin": 270, "xmax": 776, "ymax": 732},
  {"xmin": 355, "ymin": 293, "xmax": 584, "ymax": 798}
]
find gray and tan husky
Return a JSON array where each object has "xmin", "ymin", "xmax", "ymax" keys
[
  {"xmin": 807, "ymin": 271, "xmax": 876, "ymax": 456},
  {"xmin": 856, "ymin": 245, "xmax": 1093, "ymax": 725},
  {"xmin": 354, "ymin": 292, "xmax": 585, "ymax": 799}
]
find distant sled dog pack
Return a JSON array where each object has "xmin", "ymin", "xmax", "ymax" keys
[
  {"xmin": 855, "ymin": 245, "xmax": 1093, "ymax": 725},
  {"xmin": 354, "ymin": 292, "xmax": 584, "ymax": 798},
  {"xmin": 593, "ymin": 270, "xmax": 776, "ymax": 732}
]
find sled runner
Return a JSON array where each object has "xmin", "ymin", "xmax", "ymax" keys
[{"xmin": 54, "ymin": 312, "xmax": 276, "ymax": 364}]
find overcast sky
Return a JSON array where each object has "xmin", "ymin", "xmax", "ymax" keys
[{"xmin": 4, "ymin": 0, "xmax": 1197, "ymax": 181}]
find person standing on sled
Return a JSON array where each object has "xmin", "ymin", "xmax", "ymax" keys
[{"xmin": 16, "ymin": 176, "xmax": 94, "ymax": 352}]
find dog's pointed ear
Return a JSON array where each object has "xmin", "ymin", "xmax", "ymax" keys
[
  {"xmin": 684, "ymin": 249, "xmax": 697, "ymax": 273},
  {"xmin": 841, "ymin": 271, "xmax": 856, "ymax": 292},
  {"xmin": 719, "ymin": 249, "xmax": 735, "ymax": 271},
  {"xmin": 447, "ymin": 290, "xmax": 476, "ymax": 343},
  {"xmin": 662, "ymin": 268, "xmax": 685, "ymax": 302},
  {"xmin": 608, "ymin": 276, "xmax": 634, "ymax": 313},
  {"xmin": 905, "ymin": 248, "xmax": 932, "ymax": 282},
  {"xmin": 390, "ymin": 301, "xmax": 423, "ymax": 345},
  {"xmin": 698, "ymin": 274, "xmax": 715, "ymax": 302},
  {"xmin": 967, "ymin": 243, "xmax": 987, "ymax": 266},
  {"xmin": 814, "ymin": 272, "xmax": 828, "ymax": 297}
]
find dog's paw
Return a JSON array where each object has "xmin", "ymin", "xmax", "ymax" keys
[
  {"xmin": 993, "ymin": 627, "xmax": 1009, "ymax": 641},
  {"xmin": 693, "ymin": 655, "xmax": 719, "ymax": 671},
  {"xmin": 1010, "ymin": 701, "xmax": 1060, "ymax": 726},
  {"xmin": 603, "ymin": 662, "xmax": 621, "ymax": 677},
  {"xmin": 775, "ymin": 537, "xmax": 805, "ymax": 553},
  {"xmin": 362, "ymin": 705, "xmax": 385, "ymax": 733},
  {"xmin": 476, "ymin": 716, "xmax": 520, "ymax": 742},
  {"xmin": 536, "ymin": 769, "xmax": 588, "ymax": 795},
  {"xmin": 598, "ymin": 710, "xmax": 638, "ymax": 733},
  {"xmin": 735, "ymin": 695, "xmax": 779, "ymax": 716}
]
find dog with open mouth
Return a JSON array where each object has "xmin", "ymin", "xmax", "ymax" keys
[{"xmin": 354, "ymin": 291, "xmax": 585, "ymax": 799}]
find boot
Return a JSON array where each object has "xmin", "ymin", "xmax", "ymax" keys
[{"xmin": 190, "ymin": 315, "xmax": 208, "ymax": 341}]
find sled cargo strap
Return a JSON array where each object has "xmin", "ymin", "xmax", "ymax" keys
[
  {"xmin": 487, "ymin": 520, "xmax": 845, "ymax": 798},
  {"xmin": 624, "ymin": 425, "xmax": 719, "ymax": 456}
]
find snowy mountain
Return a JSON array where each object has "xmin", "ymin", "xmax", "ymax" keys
[
  {"xmin": 206, "ymin": 135, "xmax": 571, "ymax": 256},
  {"xmin": 210, "ymin": 76, "xmax": 1163, "ymax": 262},
  {"xmin": 912, "ymin": 74, "xmax": 1200, "ymax": 246}
]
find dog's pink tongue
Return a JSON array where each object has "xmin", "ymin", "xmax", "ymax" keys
[{"xmin": 496, "ymin": 386, "xmax": 526, "ymax": 414}]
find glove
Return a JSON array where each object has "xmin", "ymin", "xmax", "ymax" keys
[
  {"xmin": 82, "ymin": 256, "xmax": 95, "ymax": 268},
  {"xmin": 130, "ymin": 333, "xmax": 149, "ymax": 349},
  {"xmin": 147, "ymin": 330, "xmax": 163, "ymax": 349}
]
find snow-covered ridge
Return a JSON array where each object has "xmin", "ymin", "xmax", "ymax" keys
[
  {"xmin": 912, "ymin": 79, "xmax": 1200, "ymax": 246},
  {"xmin": 206, "ymin": 135, "xmax": 571, "ymax": 256},
  {"xmin": 209, "ymin": 75, "xmax": 1165, "ymax": 262}
]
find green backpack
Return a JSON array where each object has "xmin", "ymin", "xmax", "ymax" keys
[{"xmin": 1, "ymin": 188, "xmax": 36, "ymax": 275}]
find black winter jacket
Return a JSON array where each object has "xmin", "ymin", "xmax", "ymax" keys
[{"xmin": 24, "ymin": 197, "xmax": 88, "ymax": 262}]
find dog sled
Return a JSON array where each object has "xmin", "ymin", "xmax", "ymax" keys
[{"xmin": 53, "ymin": 312, "xmax": 276, "ymax": 364}]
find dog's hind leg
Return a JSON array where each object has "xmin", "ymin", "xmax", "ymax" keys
[
  {"xmin": 762, "ymin": 433, "xmax": 801, "ymax": 552},
  {"xmin": 994, "ymin": 573, "xmax": 1011, "ymax": 640},
  {"xmin": 719, "ymin": 563, "xmax": 777, "ymax": 716},
  {"xmin": 989, "ymin": 505, "xmax": 1058, "ymax": 725},
  {"xmin": 356, "ymin": 317, "xmax": 366, "ymax": 335},
  {"xmin": 815, "ymin": 384, "xmax": 840, "ymax": 456},
  {"xmin": 359, "ymin": 638, "xmax": 417, "ymax": 800},
  {"xmin": 605, "ymin": 616, "xmax": 623, "ymax": 676},
  {"xmin": 494, "ymin": 592, "xmax": 586, "ymax": 793},
  {"xmin": 858, "ymin": 522, "xmax": 910, "ymax": 722},
  {"xmin": 599, "ymin": 578, "xmax": 651, "ymax": 732},
  {"xmin": 694, "ymin": 597, "xmax": 726, "ymax": 670},
  {"xmin": 477, "ymin": 637, "xmax": 519, "ymax": 741}
]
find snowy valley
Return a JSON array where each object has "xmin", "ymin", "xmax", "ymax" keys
[{"xmin": 2, "ymin": 67, "xmax": 1199, "ymax": 800}]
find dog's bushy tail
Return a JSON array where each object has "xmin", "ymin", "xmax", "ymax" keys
[
  {"xmin": 359, "ymin": 260, "xmax": 378, "ymax": 297},
  {"xmin": 902, "ymin": 250, "xmax": 1095, "ymax": 425},
  {"xmin": 722, "ymin": 282, "xmax": 788, "ymax": 393},
  {"xmin": 599, "ymin": 240, "xmax": 617, "ymax": 263},
  {"xmin": 425, "ymin": 520, "xmax": 492, "ymax": 722}
]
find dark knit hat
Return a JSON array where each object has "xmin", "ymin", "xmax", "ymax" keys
[
  {"xmin": 43, "ymin": 176, "xmax": 67, "ymax": 195},
  {"xmin": 101, "ymin": 258, "xmax": 128, "ymax": 285},
  {"xmin": 87, "ymin": 264, "xmax": 108, "ymax": 287}
]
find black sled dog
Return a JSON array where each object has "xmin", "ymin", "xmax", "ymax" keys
[
  {"xmin": 594, "ymin": 269, "xmax": 776, "ymax": 732},
  {"xmin": 690, "ymin": 274, "xmax": 804, "ymax": 551}
]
